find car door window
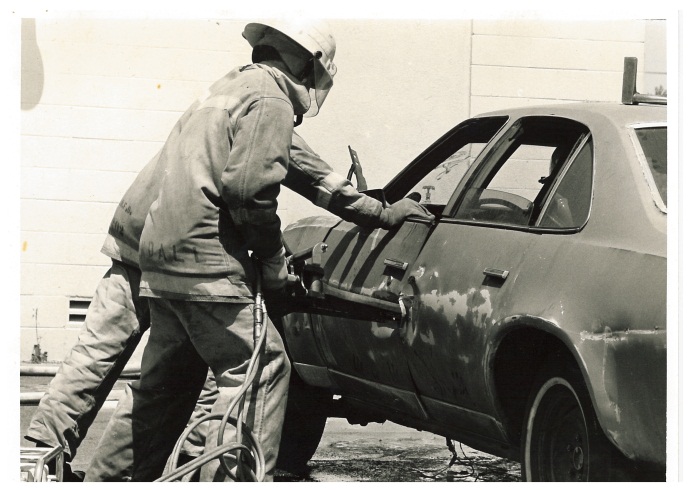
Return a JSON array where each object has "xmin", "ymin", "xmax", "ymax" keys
[
  {"xmin": 404, "ymin": 142, "xmax": 486, "ymax": 207},
  {"xmin": 452, "ymin": 116, "xmax": 592, "ymax": 229},
  {"xmin": 383, "ymin": 116, "xmax": 509, "ymax": 217}
]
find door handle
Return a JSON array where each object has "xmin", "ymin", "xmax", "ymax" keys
[
  {"xmin": 384, "ymin": 258, "xmax": 408, "ymax": 271},
  {"xmin": 483, "ymin": 267, "xmax": 509, "ymax": 280}
]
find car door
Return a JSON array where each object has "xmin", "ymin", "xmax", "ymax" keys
[
  {"xmin": 312, "ymin": 116, "xmax": 508, "ymax": 419},
  {"xmin": 400, "ymin": 115, "xmax": 593, "ymax": 441}
]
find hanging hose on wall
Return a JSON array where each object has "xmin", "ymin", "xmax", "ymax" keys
[{"xmin": 156, "ymin": 258, "xmax": 269, "ymax": 482}]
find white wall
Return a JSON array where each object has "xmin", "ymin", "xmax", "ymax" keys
[
  {"xmin": 470, "ymin": 19, "xmax": 648, "ymax": 114},
  {"xmin": 19, "ymin": 16, "xmax": 665, "ymax": 362}
]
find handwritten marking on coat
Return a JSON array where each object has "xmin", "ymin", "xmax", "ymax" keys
[
  {"xmin": 118, "ymin": 199, "xmax": 133, "ymax": 216},
  {"xmin": 145, "ymin": 242, "xmax": 186, "ymax": 263}
]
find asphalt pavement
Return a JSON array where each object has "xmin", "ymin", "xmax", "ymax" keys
[{"xmin": 19, "ymin": 375, "xmax": 521, "ymax": 482}]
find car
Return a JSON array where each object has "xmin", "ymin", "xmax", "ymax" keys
[{"xmin": 276, "ymin": 58, "xmax": 667, "ymax": 482}]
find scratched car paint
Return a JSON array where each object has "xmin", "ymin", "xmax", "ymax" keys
[{"xmin": 280, "ymin": 99, "xmax": 667, "ymax": 482}]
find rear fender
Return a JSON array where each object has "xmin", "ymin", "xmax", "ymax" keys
[{"xmin": 487, "ymin": 315, "xmax": 666, "ymax": 465}]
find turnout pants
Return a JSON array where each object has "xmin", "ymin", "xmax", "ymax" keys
[
  {"xmin": 25, "ymin": 260, "xmax": 149, "ymax": 461},
  {"xmin": 84, "ymin": 298, "xmax": 291, "ymax": 482}
]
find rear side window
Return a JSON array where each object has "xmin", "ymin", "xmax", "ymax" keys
[
  {"xmin": 538, "ymin": 139, "xmax": 593, "ymax": 228},
  {"xmin": 452, "ymin": 116, "xmax": 592, "ymax": 230},
  {"xmin": 634, "ymin": 127, "xmax": 667, "ymax": 207}
]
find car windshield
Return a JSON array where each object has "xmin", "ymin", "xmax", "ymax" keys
[{"xmin": 634, "ymin": 126, "xmax": 667, "ymax": 206}]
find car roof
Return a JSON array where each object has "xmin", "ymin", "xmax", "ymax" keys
[{"xmin": 477, "ymin": 102, "xmax": 666, "ymax": 127}]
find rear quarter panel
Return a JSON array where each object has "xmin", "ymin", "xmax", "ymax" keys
[
  {"xmin": 488, "ymin": 108, "xmax": 667, "ymax": 464},
  {"xmin": 502, "ymin": 234, "xmax": 666, "ymax": 464}
]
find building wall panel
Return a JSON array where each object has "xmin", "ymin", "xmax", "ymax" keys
[
  {"xmin": 21, "ymin": 105, "xmax": 181, "ymax": 142},
  {"xmin": 21, "ymin": 135, "xmax": 161, "ymax": 172},
  {"xmin": 22, "ymin": 73, "xmax": 212, "ymax": 113},
  {"xmin": 21, "ymin": 200, "xmax": 115, "ymax": 234},
  {"xmin": 472, "ymin": 35, "xmax": 644, "ymax": 71},
  {"xmin": 21, "ymin": 167, "xmax": 137, "ymax": 203},
  {"xmin": 472, "ymin": 19, "xmax": 646, "ymax": 42},
  {"xmin": 21, "ymin": 263, "xmax": 108, "ymax": 298},
  {"xmin": 471, "ymin": 65, "xmax": 625, "ymax": 101},
  {"xmin": 21, "ymin": 231, "xmax": 107, "ymax": 266}
]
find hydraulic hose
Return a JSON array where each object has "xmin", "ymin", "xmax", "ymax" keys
[{"xmin": 158, "ymin": 259, "xmax": 269, "ymax": 482}]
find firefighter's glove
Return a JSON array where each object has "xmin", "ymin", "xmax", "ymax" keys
[
  {"xmin": 380, "ymin": 198, "xmax": 434, "ymax": 229},
  {"xmin": 259, "ymin": 248, "xmax": 288, "ymax": 292}
]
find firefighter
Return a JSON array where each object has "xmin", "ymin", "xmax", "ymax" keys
[
  {"xmin": 25, "ymin": 133, "xmax": 429, "ymax": 482},
  {"xmin": 73, "ymin": 19, "xmax": 431, "ymax": 482}
]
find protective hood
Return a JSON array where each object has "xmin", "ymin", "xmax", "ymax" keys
[{"xmin": 243, "ymin": 19, "xmax": 337, "ymax": 117}]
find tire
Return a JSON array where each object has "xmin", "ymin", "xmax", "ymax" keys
[
  {"xmin": 276, "ymin": 370, "xmax": 332, "ymax": 475},
  {"xmin": 521, "ymin": 359, "xmax": 616, "ymax": 482}
]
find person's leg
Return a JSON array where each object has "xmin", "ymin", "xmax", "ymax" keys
[
  {"xmin": 180, "ymin": 370, "xmax": 218, "ymax": 459},
  {"xmin": 83, "ymin": 298, "xmax": 208, "ymax": 482},
  {"xmin": 181, "ymin": 302, "xmax": 291, "ymax": 482},
  {"xmin": 25, "ymin": 260, "xmax": 148, "ymax": 462},
  {"xmin": 158, "ymin": 370, "xmax": 217, "ymax": 481}
]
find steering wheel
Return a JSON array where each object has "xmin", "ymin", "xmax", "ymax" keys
[{"xmin": 479, "ymin": 196, "xmax": 531, "ymax": 214}]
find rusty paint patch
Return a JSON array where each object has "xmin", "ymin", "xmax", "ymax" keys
[
  {"xmin": 580, "ymin": 328, "xmax": 661, "ymax": 343},
  {"xmin": 420, "ymin": 288, "xmax": 493, "ymax": 330},
  {"xmin": 580, "ymin": 330, "xmax": 624, "ymax": 343},
  {"xmin": 370, "ymin": 323, "xmax": 396, "ymax": 340}
]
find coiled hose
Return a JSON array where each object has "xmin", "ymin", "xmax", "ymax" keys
[{"xmin": 156, "ymin": 262, "xmax": 269, "ymax": 482}]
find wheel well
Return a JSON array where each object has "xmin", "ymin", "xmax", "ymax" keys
[{"xmin": 492, "ymin": 327, "xmax": 578, "ymax": 445}]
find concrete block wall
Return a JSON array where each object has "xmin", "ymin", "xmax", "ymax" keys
[
  {"xmin": 470, "ymin": 19, "xmax": 648, "ymax": 115},
  {"xmin": 19, "ymin": 16, "xmax": 665, "ymax": 363}
]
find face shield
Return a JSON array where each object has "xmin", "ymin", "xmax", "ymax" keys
[{"xmin": 305, "ymin": 54, "xmax": 336, "ymax": 117}]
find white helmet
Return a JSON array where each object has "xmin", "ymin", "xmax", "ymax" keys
[{"xmin": 243, "ymin": 18, "xmax": 337, "ymax": 116}]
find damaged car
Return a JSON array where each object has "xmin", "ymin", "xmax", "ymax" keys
[{"xmin": 277, "ymin": 58, "xmax": 667, "ymax": 482}]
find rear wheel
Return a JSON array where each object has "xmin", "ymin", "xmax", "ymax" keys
[{"xmin": 521, "ymin": 361, "xmax": 615, "ymax": 481}]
